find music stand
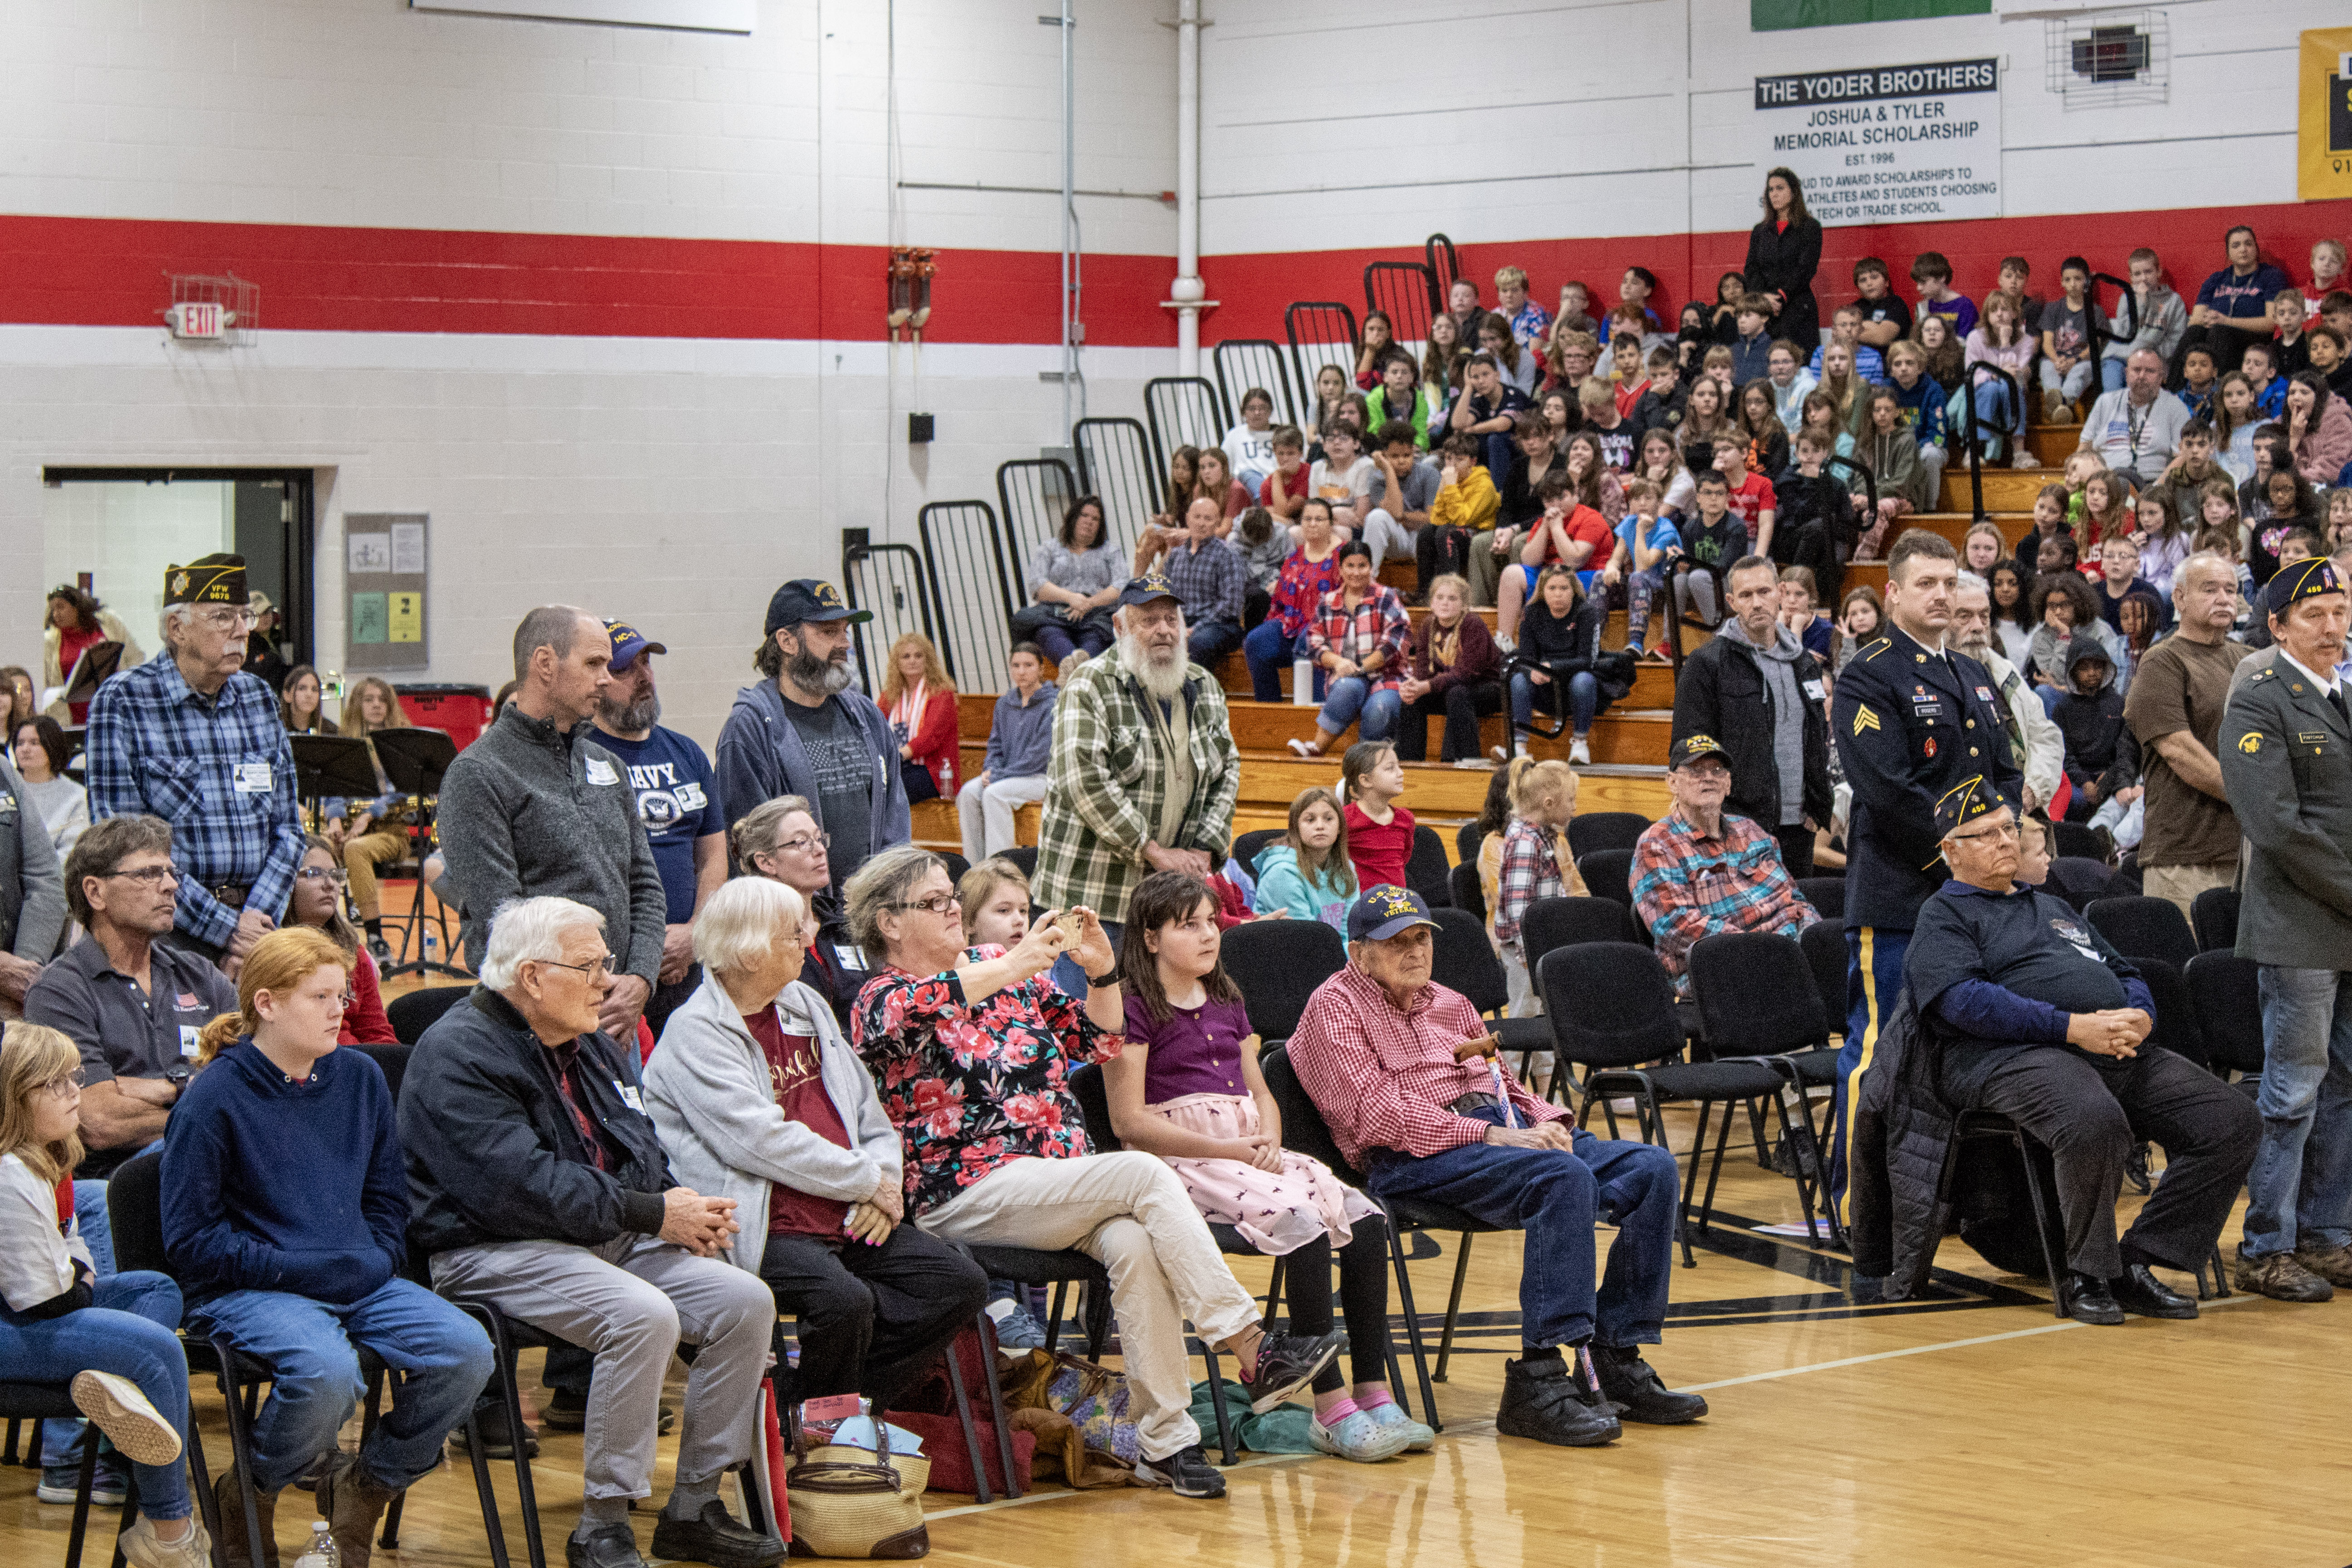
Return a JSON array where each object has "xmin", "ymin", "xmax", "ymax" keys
[
  {"xmin": 61, "ymin": 727, "xmax": 86, "ymax": 788},
  {"xmin": 61, "ymin": 641, "xmax": 123, "ymax": 710},
  {"xmin": 368, "ymin": 727, "xmax": 470, "ymax": 982},
  {"xmin": 289, "ymin": 735, "xmax": 380, "ymax": 808}
]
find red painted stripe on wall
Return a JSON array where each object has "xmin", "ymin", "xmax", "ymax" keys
[{"xmin": 0, "ymin": 214, "xmax": 1181, "ymax": 346}]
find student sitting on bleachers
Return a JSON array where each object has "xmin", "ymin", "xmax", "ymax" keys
[
  {"xmin": 956, "ymin": 642, "xmax": 1057, "ymax": 865},
  {"xmin": 1394, "ymin": 573, "xmax": 1503, "ymax": 767}
]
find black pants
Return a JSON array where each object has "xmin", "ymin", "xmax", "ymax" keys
[
  {"xmin": 2170, "ymin": 322, "xmax": 2262, "ymax": 382},
  {"xmin": 1417, "ymin": 525, "xmax": 1472, "ymax": 596},
  {"xmin": 643, "ymin": 963, "xmax": 701, "ymax": 1040},
  {"xmin": 1394, "ymin": 682, "xmax": 1503, "ymax": 763},
  {"xmin": 1772, "ymin": 822, "xmax": 1815, "ymax": 880},
  {"xmin": 1277, "ymin": 1214, "xmax": 1394, "ymax": 1392},
  {"xmin": 1960, "ymin": 1045, "xmax": 2259, "ymax": 1278},
  {"xmin": 761, "ymin": 1224, "xmax": 990, "ymax": 1408}
]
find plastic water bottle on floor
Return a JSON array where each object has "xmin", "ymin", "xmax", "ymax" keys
[
  {"xmin": 292, "ymin": 1521, "xmax": 338, "ymax": 1568},
  {"xmin": 423, "ymin": 929, "xmax": 437, "ymax": 967}
]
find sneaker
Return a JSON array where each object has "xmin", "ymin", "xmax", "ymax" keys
[
  {"xmin": 1058, "ymin": 648, "xmax": 1089, "ymax": 678},
  {"xmin": 2296, "ymin": 1241, "xmax": 2352, "ymax": 1287},
  {"xmin": 648, "ymin": 1499, "xmax": 789, "ymax": 1568},
  {"xmin": 1640, "ymin": 645, "xmax": 1674, "ymax": 664},
  {"xmin": 1134, "ymin": 1442, "xmax": 1226, "ymax": 1499},
  {"xmin": 38, "ymin": 1454, "xmax": 127, "ymax": 1506},
  {"xmin": 2042, "ymin": 388, "xmax": 2069, "ymax": 425},
  {"xmin": 2010, "ymin": 446, "xmax": 2038, "ymax": 470},
  {"xmin": 1308, "ymin": 1408, "xmax": 1412, "ymax": 1462},
  {"xmin": 1492, "ymin": 634, "xmax": 1516, "ymax": 655},
  {"xmin": 1238, "ymin": 1329, "xmax": 1345, "ymax": 1414},
  {"xmin": 119, "ymin": 1515, "xmax": 213, "ymax": 1568},
  {"xmin": 2235, "ymin": 1249, "xmax": 2334, "ymax": 1302},
  {"xmin": 989, "ymin": 1300, "xmax": 1049, "ymax": 1351},
  {"xmin": 1494, "ymin": 1354, "xmax": 1618, "ymax": 1448},
  {"xmin": 1591, "ymin": 1346, "xmax": 1708, "ymax": 1424},
  {"xmin": 71, "ymin": 1371, "xmax": 182, "ymax": 1467},
  {"xmin": 1359, "ymin": 1399, "xmax": 1436, "ymax": 1452},
  {"xmin": 368, "ymin": 935, "xmax": 393, "ymax": 966},
  {"xmin": 1568, "ymin": 737, "xmax": 1591, "ymax": 766},
  {"xmin": 1285, "ymin": 737, "xmax": 1321, "ymax": 758},
  {"xmin": 1452, "ymin": 756, "xmax": 1492, "ymax": 769}
]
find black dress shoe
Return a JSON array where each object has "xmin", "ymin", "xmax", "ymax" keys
[
  {"xmin": 649, "ymin": 1500, "xmax": 789, "ymax": 1568},
  {"xmin": 1494, "ymin": 1355, "xmax": 1620, "ymax": 1447},
  {"xmin": 449, "ymin": 1397, "xmax": 540, "ymax": 1460},
  {"xmin": 2062, "ymin": 1271, "xmax": 2124, "ymax": 1325},
  {"xmin": 566, "ymin": 1523, "xmax": 648, "ymax": 1568},
  {"xmin": 1592, "ymin": 1345, "xmax": 1708, "ymax": 1424},
  {"xmin": 2109, "ymin": 1263, "xmax": 2198, "ymax": 1319}
]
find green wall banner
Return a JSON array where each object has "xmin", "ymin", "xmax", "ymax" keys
[{"xmin": 1754, "ymin": 0, "xmax": 1989, "ymax": 32}]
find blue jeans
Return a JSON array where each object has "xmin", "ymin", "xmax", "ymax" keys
[
  {"xmin": 1973, "ymin": 374, "xmax": 2024, "ymax": 439},
  {"xmin": 187, "ymin": 1278, "xmax": 495, "ymax": 1494},
  {"xmin": 1243, "ymin": 618, "xmax": 1304, "ymax": 703},
  {"xmin": 1365, "ymin": 1107, "xmax": 1678, "ymax": 1347},
  {"xmin": 1510, "ymin": 669, "xmax": 1597, "ymax": 736},
  {"xmin": 0, "ymin": 1272, "xmax": 192, "ymax": 1520},
  {"xmin": 2243, "ymin": 966, "xmax": 2352, "ymax": 1258},
  {"xmin": 1187, "ymin": 618, "xmax": 1243, "ymax": 669},
  {"xmin": 42, "ymin": 1181, "xmax": 123, "ymax": 1465},
  {"xmin": 2039, "ymin": 357, "xmax": 2096, "ymax": 405},
  {"xmin": 1033, "ymin": 616, "xmax": 1112, "ymax": 665},
  {"xmin": 1318, "ymin": 677, "xmax": 1401, "ymax": 741},
  {"xmin": 2098, "ymin": 355, "xmax": 2130, "ymax": 391}
]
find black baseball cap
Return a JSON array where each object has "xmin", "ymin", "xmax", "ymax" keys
[
  {"xmin": 1668, "ymin": 733, "xmax": 1730, "ymax": 771},
  {"xmin": 2264, "ymin": 556, "xmax": 2345, "ymax": 618},
  {"xmin": 764, "ymin": 579, "xmax": 872, "ymax": 636},
  {"xmin": 1933, "ymin": 774, "xmax": 2008, "ymax": 838}
]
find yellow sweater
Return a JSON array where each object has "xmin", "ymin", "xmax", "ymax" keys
[{"xmin": 1430, "ymin": 465, "xmax": 1500, "ymax": 534}]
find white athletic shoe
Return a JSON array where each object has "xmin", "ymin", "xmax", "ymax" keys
[
  {"xmin": 119, "ymin": 1514, "xmax": 212, "ymax": 1568},
  {"xmin": 1569, "ymin": 737, "xmax": 1591, "ymax": 766},
  {"xmin": 72, "ymin": 1370, "xmax": 182, "ymax": 1467}
]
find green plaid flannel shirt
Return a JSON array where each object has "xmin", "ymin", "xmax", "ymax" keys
[{"xmin": 1032, "ymin": 646, "xmax": 1240, "ymax": 923}]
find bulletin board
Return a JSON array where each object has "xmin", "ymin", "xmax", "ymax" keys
[{"xmin": 345, "ymin": 513, "xmax": 430, "ymax": 671}]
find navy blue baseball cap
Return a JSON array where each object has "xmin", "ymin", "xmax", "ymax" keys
[
  {"xmin": 602, "ymin": 619, "xmax": 666, "ymax": 672},
  {"xmin": 1348, "ymin": 884, "xmax": 1438, "ymax": 943},
  {"xmin": 1117, "ymin": 572, "xmax": 1183, "ymax": 608},
  {"xmin": 764, "ymin": 579, "xmax": 872, "ymax": 636}
]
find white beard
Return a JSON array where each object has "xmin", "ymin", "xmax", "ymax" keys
[{"xmin": 1119, "ymin": 630, "xmax": 1189, "ymax": 701}]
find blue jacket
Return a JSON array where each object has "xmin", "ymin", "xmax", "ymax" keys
[
  {"xmin": 1250, "ymin": 842, "xmax": 1354, "ymax": 930},
  {"xmin": 715, "ymin": 677, "xmax": 911, "ymax": 846},
  {"xmin": 983, "ymin": 682, "xmax": 1059, "ymax": 778},
  {"xmin": 1886, "ymin": 374, "xmax": 1948, "ymax": 452},
  {"xmin": 161, "ymin": 1040, "xmax": 407, "ymax": 1309}
]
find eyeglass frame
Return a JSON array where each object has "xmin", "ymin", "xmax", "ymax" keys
[
  {"xmin": 534, "ymin": 953, "xmax": 620, "ymax": 979},
  {"xmin": 187, "ymin": 606, "xmax": 257, "ymax": 631},
  {"xmin": 767, "ymin": 831, "xmax": 833, "ymax": 857},
  {"xmin": 99, "ymin": 864, "xmax": 179, "ymax": 887},
  {"xmin": 39, "ymin": 1070, "xmax": 85, "ymax": 1099},
  {"xmin": 294, "ymin": 865, "xmax": 350, "ymax": 884},
  {"xmin": 888, "ymin": 894, "xmax": 963, "ymax": 917}
]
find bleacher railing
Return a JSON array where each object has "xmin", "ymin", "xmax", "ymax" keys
[
  {"xmin": 1142, "ymin": 376, "xmax": 1229, "ymax": 485},
  {"xmin": 1213, "ymin": 339, "xmax": 1302, "ymax": 432},
  {"xmin": 1425, "ymin": 234, "xmax": 1460, "ymax": 301},
  {"xmin": 842, "ymin": 540, "xmax": 945, "ymax": 696},
  {"xmin": 995, "ymin": 458, "xmax": 1079, "ymax": 606},
  {"xmin": 918, "ymin": 499, "xmax": 1017, "ymax": 695},
  {"xmin": 1073, "ymin": 417, "xmax": 1160, "ymax": 557},
  {"xmin": 1960, "ymin": 361, "xmax": 2019, "ymax": 526},
  {"xmin": 1284, "ymin": 302, "xmax": 1358, "ymax": 419},
  {"xmin": 1364, "ymin": 261, "xmax": 1440, "ymax": 351}
]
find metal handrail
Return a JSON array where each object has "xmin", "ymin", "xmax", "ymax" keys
[{"xmin": 1960, "ymin": 361, "xmax": 2023, "ymax": 525}]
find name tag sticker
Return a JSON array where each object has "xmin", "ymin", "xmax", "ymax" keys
[
  {"xmin": 584, "ymin": 759, "xmax": 620, "ymax": 786},
  {"xmin": 2299, "ymin": 732, "xmax": 2328, "ymax": 744},
  {"xmin": 1802, "ymin": 680, "xmax": 1826, "ymax": 700},
  {"xmin": 180, "ymin": 1026, "xmax": 202, "ymax": 1058},
  {"xmin": 615, "ymin": 1083, "xmax": 645, "ymax": 1113},
  {"xmin": 836, "ymin": 944, "xmax": 867, "ymax": 973},
  {"xmin": 233, "ymin": 762, "xmax": 273, "ymax": 793}
]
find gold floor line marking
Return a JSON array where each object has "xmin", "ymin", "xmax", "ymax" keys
[{"xmin": 922, "ymin": 1452, "xmax": 1324, "ymax": 1519}]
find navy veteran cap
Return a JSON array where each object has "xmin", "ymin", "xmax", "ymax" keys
[
  {"xmin": 602, "ymin": 619, "xmax": 667, "ymax": 672},
  {"xmin": 1933, "ymin": 775, "xmax": 2007, "ymax": 839},
  {"xmin": 1668, "ymin": 733, "xmax": 1731, "ymax": 771},
  {"xmin": 764, "ymin": 579, "xmax": 872, "ymax": 636},
  {"xmin": 1117, "ymin": 573, "xmax": 1182, "ymax": 608},
  {"xmin": 1347, "ymin": 884, "xmax": 1437, "ymax": 943},
  {"xmin": 166, "ymin": 553, "xmax": 247, "ymax": 608},
  {"xmin": 2264, "ymin": 556, "xmax": 2345, "ymax": 619}
]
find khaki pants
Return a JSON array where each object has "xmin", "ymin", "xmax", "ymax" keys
[
  {"xmin": 918, "ymin": 1152, "xmax": 1259, "ymax": 1462},
  {"xmin": 342, "ymin": 829, "xmax": 410, "ymax": 916},
  {"xmin": 2141, "ymin": 858, "xmax": 2236, "ymax": 923}
]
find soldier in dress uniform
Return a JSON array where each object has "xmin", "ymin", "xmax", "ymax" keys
[
  {"xmin": 1827, "ymin": 531, "xmax": 2021, "ymax": 1219},
  {"xmin": 2215, "ymin": 555, "xmax": 2352, "ymax": 1303}
]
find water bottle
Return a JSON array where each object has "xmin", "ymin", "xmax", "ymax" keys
[
  {"xmin": 1292, "ymin": 655, "xmax": 1314, "ymax": 706},
  {"xmin": 423, "ymin": 929, "xmax": 437, "ymax": 967},
  {"xmin": 292, "ymin": 1521, "xmax": 338, "ymax": 1568}
]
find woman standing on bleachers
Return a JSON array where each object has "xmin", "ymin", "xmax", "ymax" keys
[{"xmin": 1743, "ymin": 166, "xmax": 1822, "ymax": 355}]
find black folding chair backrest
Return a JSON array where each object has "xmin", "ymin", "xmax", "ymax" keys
[
  {"xmin": 1566, "ymin": 812, "xmax": 1649, "ymax": 861},
  {"xmin": 1798, "ymin": 918, "xmax": 1849, "ymax": 1040},
  {"xmin": 105, "ymin": 1148, "xmax": 168, "ymax": 1276},
  {"xmin": 941, "ymin": 852, "xmax": 971, "ymax": 887},
  {"xmin": 1224, "ymin": 918, "xmax": 1347, "ymax": 1044},
  {"xmin": 2048, "ymin": 820, "xmax": 2107, "ymax": 862},
  {"xmin": 387, "ymin": 983, "xmax": 472, "ymax": 1045},
  {"xmin": 1448, "ymin": 860, "xmax": 1487, "ymax": 924},
  {"xmin": 1067, "ymin": 1063, "xmax": 1121, "ymax": 1154},
  {"xmin": 1688, "ymin": 931, "xmax": 1829, "ymax": 1059},
  {"xmin": 1406, "ymin": 826, "xmax": 1452, "ymax": 907},
  {"xmin": 998, "ymin": 846, "xmax": 1039, "ymax": 879},
  {"xmin": 1539, "ymin": 943, "xmax": 1683, "ymax": 1073},
  {"xmin": 2189, "ymin": 885, "xmax": 2239, "ymax": 953},
  {"xmin": 2085, "ymin": 895, "xmax": 2197, "ymax": 974},
  {"xmin": 1521, "ymin": 895, "xmax": 1634, "ymax": 970},
  {"xmin": 2044, "ymin": 857, "xmax": 2115, "ymax": 911},
  {"xmin": 1455, "ymin": 820, "xmax": 1487, "ymax": 865},
  {"xmin": 1796, "ymin": 876, "xmax": 1845, "ymax": 922},
  {"xmin": 1429, "ymin": 908, "xmax": 1509, "ymax": 1016},
  {"xmin": 1259, "ymin": 1044, "xmax": 1366, "ymax": 1184},
  {"xmin": 1230, "ymin": 828, "xmax": 1283, "ymax": 879},
  {"xmin": 2131, "ymin": 956, "xmax": 2208, "ymax": 1071},
  {"xmin": 1576, "ymin": 848, "xmax": 1635, "ymax": 907},
  {"xmin": 2185, "ymin": 950, "xmax": 2267, "ymax": 1075},
  {"xmin": 349, "ymin": 1041, "xmax": 411, "ymax": 1104}
]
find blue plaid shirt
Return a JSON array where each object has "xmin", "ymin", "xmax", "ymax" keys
[
  {"xmin": 87, "ymin": 658, "xmax": 307, "ymax": 948},
  {"xmin": 1161, "ymin": 537, "xmax": 1246, "ymax": 628}
]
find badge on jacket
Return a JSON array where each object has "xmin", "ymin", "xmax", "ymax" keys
[{"xmin": 585, "ymin": 759, "xmax": 619, "ymax": 785}]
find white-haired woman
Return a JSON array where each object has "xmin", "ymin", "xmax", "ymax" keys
[
  {"xmin": 844, "ymin": 843, "xmax": 1343, "ymax": 1500},
  {"xmin": 644, "ymin": 878, "xmax": 986, "ymax": 1410}
]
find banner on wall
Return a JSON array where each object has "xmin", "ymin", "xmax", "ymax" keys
[
  {"xmin": 1753, "ymin": 59, "xmax": 2001, "ymax": 225},
  {"xmin": 2300, "ymin": 29, "xmax": 2352, "ymax": 201}
]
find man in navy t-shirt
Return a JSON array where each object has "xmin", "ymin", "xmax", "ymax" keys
[{"xmin": 594, "ymin": 619, "xmax": 727, "ymax": 1038}]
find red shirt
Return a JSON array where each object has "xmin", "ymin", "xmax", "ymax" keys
[
  {"xmin": 1534, "ymin": 505, "xmax": 1615, "ymax": 570},
  {"xmin": 1259, "ymin": 465, "xmax": 1310, "ymax": 509},
  {"xmin": 746, "ymin": 1008, "xmax": 854, "ymax": 1237},
  {"xmin": 1346, "ymin": 801, "xmax": 1416, "ymax": 894},
  {"xmin": 1723, "ymin": 472, "xmax": 1778, "ymax": 549},
  {"xmin": 337, "ymin": 947, "xmax": 397, "ymax": 1045},
  {"xmin": 55, "ymin": 622, "xmax": 106, "ymax": 723}
]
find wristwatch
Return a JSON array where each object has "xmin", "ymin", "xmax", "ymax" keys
[{"xmin": 1086, "ymin": 968, "xmax": 1122, "ymax": 988}]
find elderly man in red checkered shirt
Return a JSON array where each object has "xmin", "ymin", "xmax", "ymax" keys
[{"xmin": 1288, "ymin": 885, "xmax": 1703, "ymax": 1451}]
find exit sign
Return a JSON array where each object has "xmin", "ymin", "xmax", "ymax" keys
[{"xmin": 169, "ymin": 301, "xmax": 224, "ymax": 340}]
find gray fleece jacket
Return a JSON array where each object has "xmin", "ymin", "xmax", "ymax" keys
[
  {"xmin": 642, "ymin": 969, "xmax": 900, "ymax": 1272},
  {"xmin": 435, "ymin": 704, "xmax": 667, "ymax": 985},
  {"xmin": 0, "ymin": 757, "xmax": 65, "ymax": 962}
]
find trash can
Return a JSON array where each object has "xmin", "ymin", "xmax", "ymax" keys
[{"xmin": 393, "ymin": 683, "xmax": 496, "ymax": 752}]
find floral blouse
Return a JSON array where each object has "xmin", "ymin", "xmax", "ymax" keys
[{"xmin": 852, "ymin": 945, "xmax": 1122, "ymax": 1216}]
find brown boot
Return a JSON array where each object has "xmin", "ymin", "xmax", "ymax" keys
[
  {"xmin": 213, "ymin": 1468, "xmax": 281, "ymax": 1568},
  {"xmin": 314, "ymin": 1452, "xmax": 402, "ymax": 1568},
  {"xmin": 2234, "ymin": 1249, "xmax": 2335, "ymax": 1302},
  {"xmin": 2294, "ymin": 1241, "xmax": 2352, "ymax": 1288}
]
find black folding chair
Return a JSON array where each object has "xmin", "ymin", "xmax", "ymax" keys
[
  {"xmin": 2044, "ymin": 857, "xmax": 2116, "ymax": 912},
  {"xmin": 387, "ymin": 984, "xmax": 472, "ymax": 1045},
  {"xmin": 1222, "ymin": 919, "xmax": 1346, "ymax": 1046},
  {"xmin": 1230, "ymin": 828, "xmax": 1283, "ymax": 877},
  {"xmin": 2188, "ymin": 886, "xmax": 2239, "ymax": 953},
  {"xmin": 2186, "ymin": 951, "xmax": 2267, "ymax": 1084},
  {"xmin": 2086, "ymin": 895, "xmax": 2197, "ymax": 974},
  {"xmin": 1406, "ymin": 826, "xmax": 1452, "ymax": 908},
  {"xmin": 0, "ymin": 1379, "xmax": 139, "ymax": 1568},
  {"xmin": 1795, "ymin": 876, "xmax": 1845, "ymax": 922},
  {"xmin": 1447, "ymin": 860, "xmax": 1486, "ymax": 924},
  {"xmin": 349, "ymin": 1041, "xmax": 412, "ymax": 1103},
  {"xmin": 1937, "ymin": 1111, "xmax": 2069, "ymax": 1318},
  {"xmin": 1521, "ymin": 894, "xmax": 1638, "ymax": 958},
  {"xmin": 2048, "ymin": 820, "xmax": 2107, "ymax": 863},
  {"xmin": 997, "ymin": 845, "xmax": 1039, "ymax": 879},
  {"xmin": 1539, "ymin": 944, "xmax": 1789, "ymax": 1266},
  {"xmin": 1454, "ymin": 819, "xmax": 1487, "ymax": 866},
  {"xmin": 1575, "ymin": 848, "xmax": 1635, "ymax": 908},
  {"xmin": 1566, "ymin": 811, "xmax": 1649, "ymax": 861},
  {"xmin": 1428, "ymin": 907, "xmax": 1549, "ymax": 1089},
  {"xmin": 1686, "ymin": 932, "xmax": 1841, "ymax": 1246},
  {"xmin": 1799, "ymin": 918, "xmax": 1849, "ymax": 1046}
]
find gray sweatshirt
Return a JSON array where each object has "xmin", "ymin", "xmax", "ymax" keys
[
  {"xmin": 982, "ymin": 681, "xmax": 1059, "ymax": 779},
  {"xmin": 436, "ymin": 704, "xmax": 667, "ymax": 985},
  {"xmin": 0, "ymin": 757, "xmax": 65, "ymax": 961}
]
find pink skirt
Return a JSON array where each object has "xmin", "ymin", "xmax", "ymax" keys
[{"xmin": 1148, "ymin": 1093, "xmax": 1381, "ymax": 1256}]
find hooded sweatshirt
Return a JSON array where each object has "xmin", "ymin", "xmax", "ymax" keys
[
  {"xmin": 2051, "ymin": 636, "xmax": 2132, "ymax": 797},
  {"xmin": 1720, "ymin": 614, "xmax": 1809, "ymax": 828},
  {"xmin": 982, "ymin": 681, "xmax": 1059, "ymax": 779},
  {"xmin": 715, "ymin": 677, "xmax": 909, "ymax": 880},
  {"xmin": 1250, "ymin": 841, "xmax": 1356, "ymax": 931},
  {"xmin": 161, "ymin": 1040, "xmax": 407, "ymax": 1309}
]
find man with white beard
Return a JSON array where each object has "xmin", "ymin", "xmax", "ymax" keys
[
  {"xmin": 1033, "ymin": 574, "xmax": 1241, "ymax": 944},
  {"xmin": 717, "ymin": 580, "xmax": 910, "ymax": 901},
  {"xmin": 1950, "ymin": 572, "xmax": 2065, "ymax": 817}
]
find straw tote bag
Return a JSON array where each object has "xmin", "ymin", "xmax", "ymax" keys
[{"xmin": 785, "ymin": 1421, "xmax": 931, "ymax": 1559}]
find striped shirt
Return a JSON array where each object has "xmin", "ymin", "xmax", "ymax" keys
[{"xmin": 1629, "ymin": 807, "xmax": 1816, "ymax": 990}]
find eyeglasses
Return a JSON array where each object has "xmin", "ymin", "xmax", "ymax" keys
[
  {"xmin": 769, "ymin": 832, "xmax": 832, "ymax": 856},
  {"xmin": 294, "ymin": 866, "xmax": 349, "ymax": 885},
  {"xmin": 39, "ymin": 1071, "xmax": 83, "ymax": 1099},
  {"xmin": 889, "ymin": 894, "xmax": 962, "ymax": 917},
  {"xmin": 102, "ymin": 865, "xmax": 178, "ymax": 887},
  {"xmin": 1948, "ymin": 822, "xmax": 2021, "ymax": 845},
  {"xmin": 537, "ymin": 955, "xmax": 620, "ymax": 978},
  {"xmin": 190, "ymin": 608, "xmax": 256, "ymax": 631}
]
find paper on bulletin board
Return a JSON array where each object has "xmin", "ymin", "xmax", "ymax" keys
[
  {"xmin": 351, "ymin": 592, "xmax": 389, "ymax": 644},
  {"xmin": 348, "ymin": 532, "xmax": 392, "ymax": 574},
  {"xmin": 391, "ymin": 522, "xmax": 426, "ymax": 574},
  {"xmin": 388, "ymin": 592, "xmax": 422, "ymax": 643},
  {"xmin": 2300, "ymin": 29, "xmax": 2352, "ymax": 201}
]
